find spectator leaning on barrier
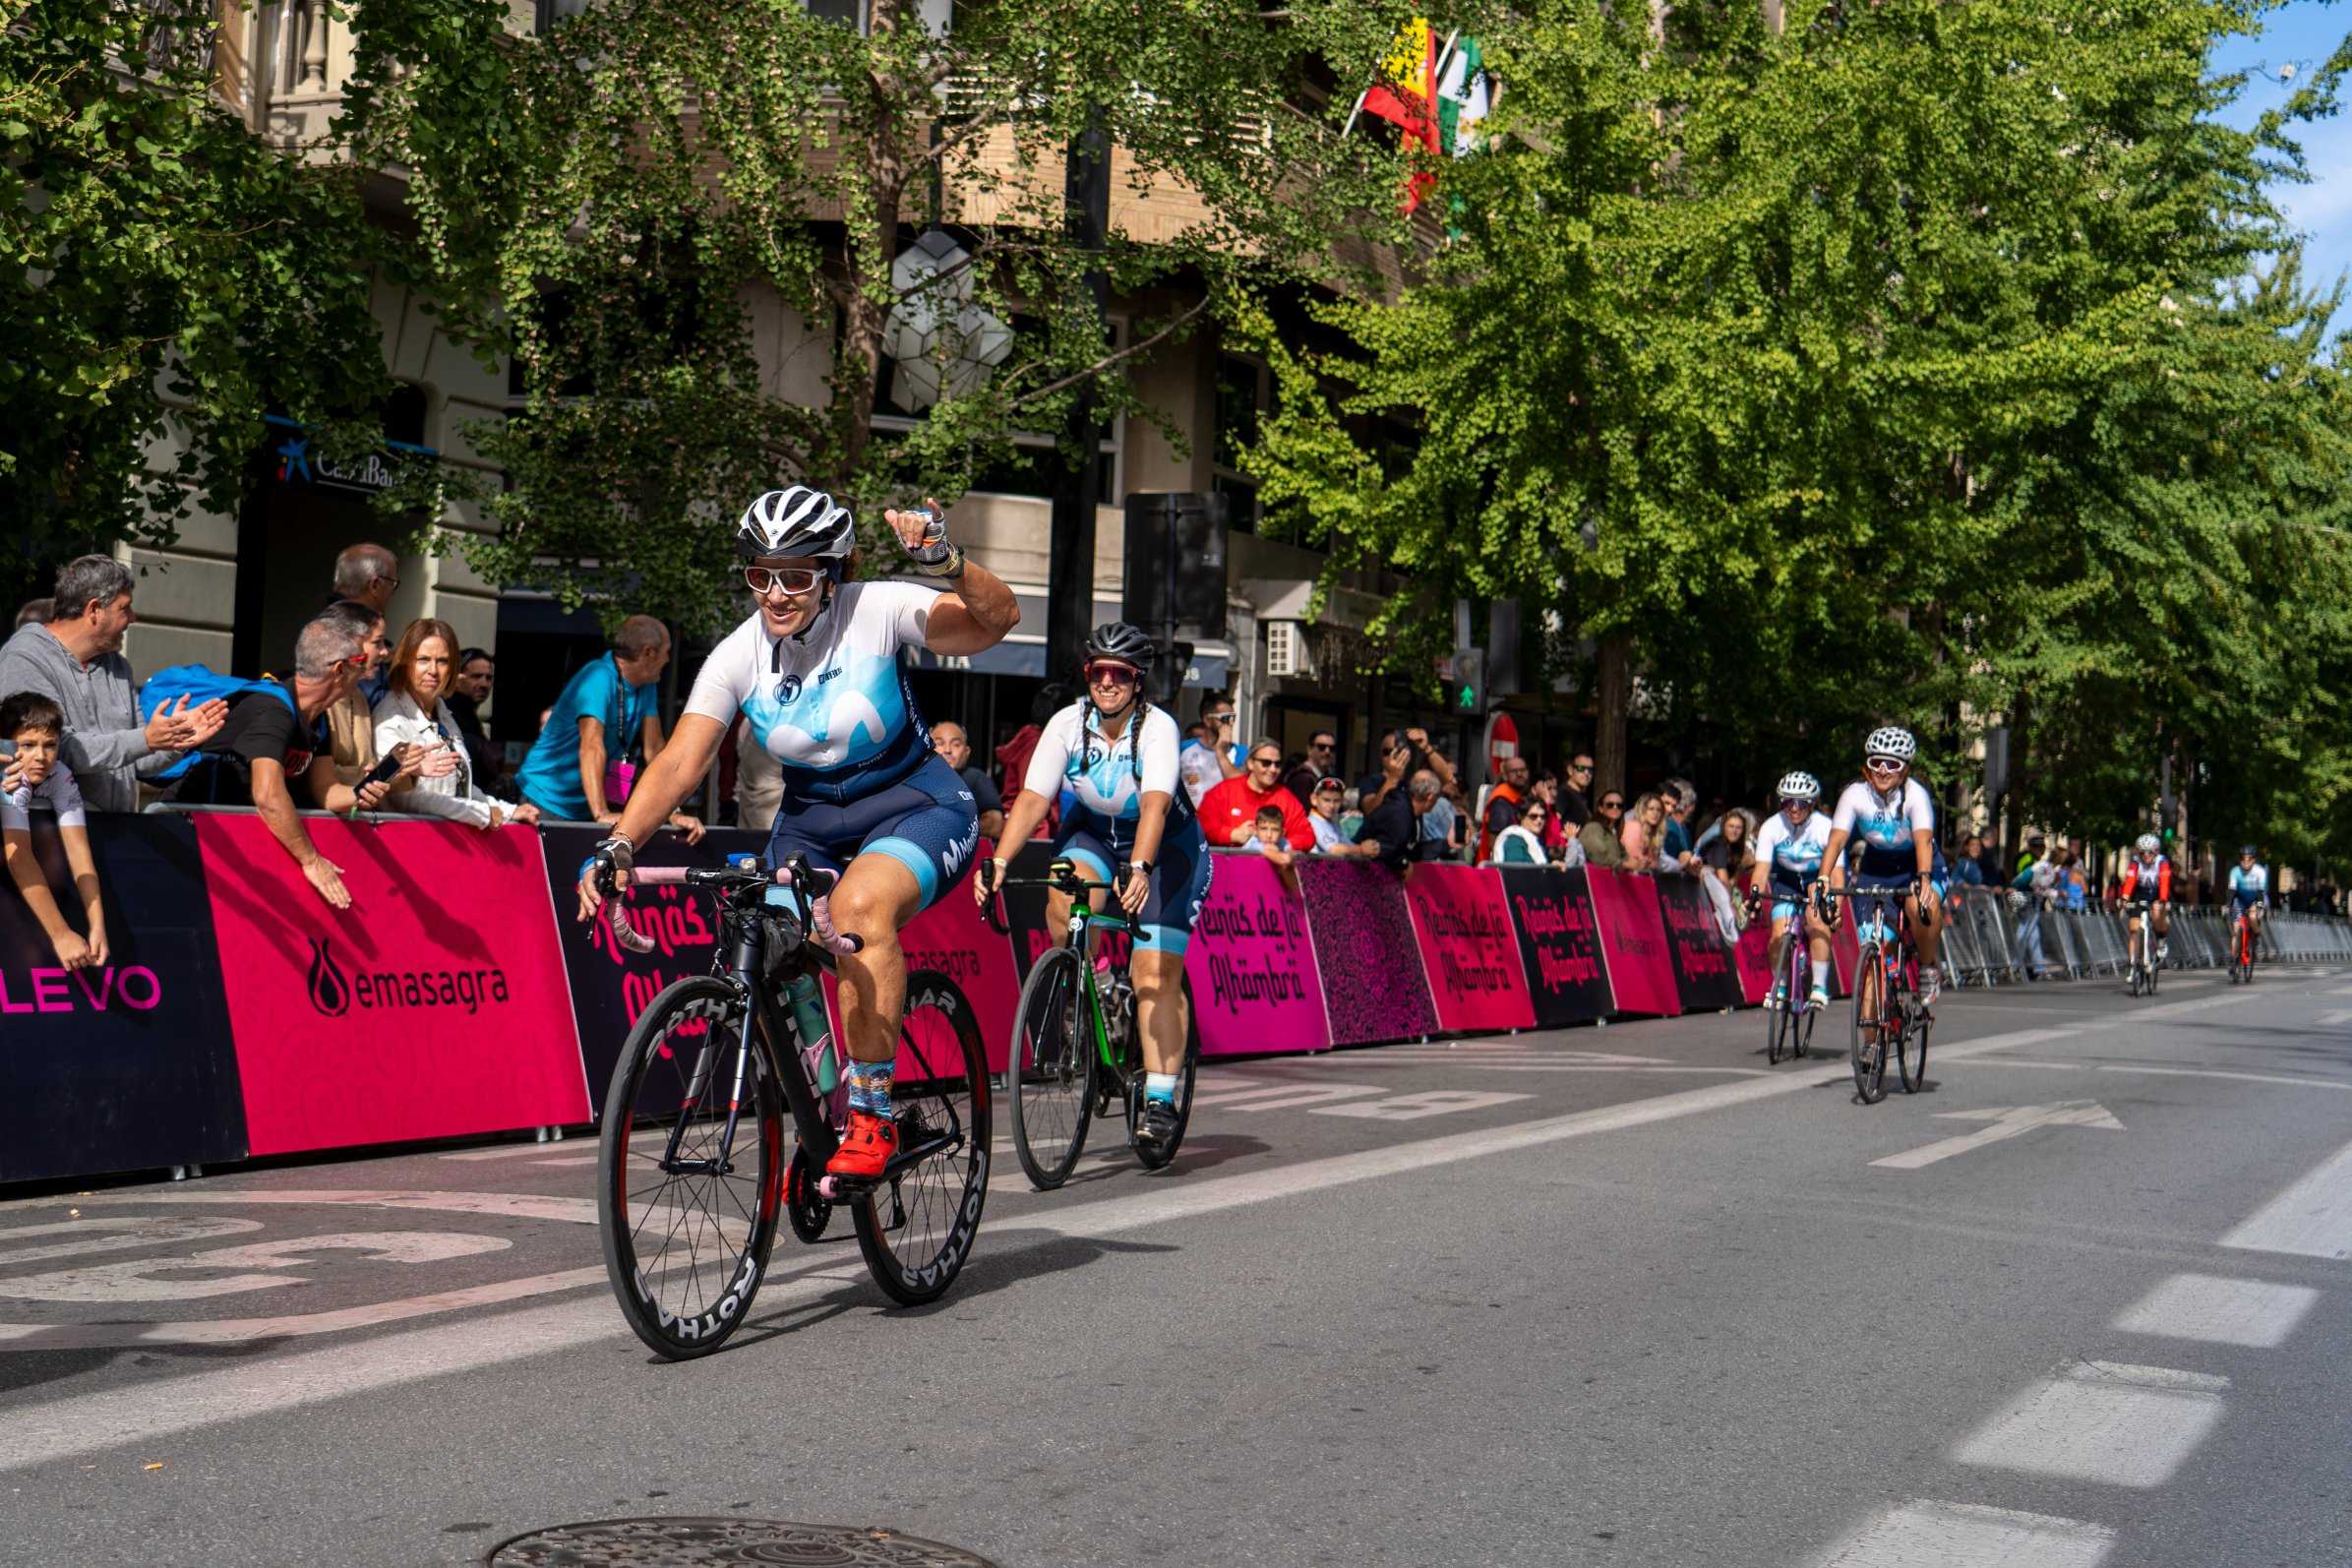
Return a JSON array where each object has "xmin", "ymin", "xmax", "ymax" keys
[
  {"xmin": 1487, "ymin": 793, "xmax": 1556, "ymax": 868},
  {"xmin": 172, "ymin": 615, "xmax": 398, "ymax": 910},
  {"xmin": 1305, "ymin": 774, "xmax": 1369, "ymax": 855},
  {"xmin": 1581, "ymin": 789, "xmax": 1628, "ymax": 869},
  {"xmin": 929, "ymin": 720, "xmax": 1003, "ymax": 840},
  {"xmin": 515, "ymin": 615, "xmax": 702, "ymax": 840},
  {"xmin": 1620, "ymin": 791, "xmax": 1665, "ymax": 871},
  {"xmin": 1200, "ymin": 739, "xmax": 1316, "ymax": 851},
  {"xmin": 1354, "ymin": 768, "xmax": 1440, "ymax": 869},
  {"xmin": 1, "ymin": 691, "xmax": 106, "ymax": 970},
  {"xmin": 373, "ymin": 619, "xmax": 540, "ymax": 832},
  {"xmin": 0, "ymin": 555, "xmax": 227, "ymax": 813},
  {"xmin": 320, "ymin": 603, "xmax": 441, "ymax": 800},
  {"xmin": 1478, "ymin": 755, "xmax": 1530, "ymax": 863}
]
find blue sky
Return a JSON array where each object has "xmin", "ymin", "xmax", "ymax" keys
[{"xmin": 2209, "ymin": 2, "xmax": 2352, "ymax": 321}]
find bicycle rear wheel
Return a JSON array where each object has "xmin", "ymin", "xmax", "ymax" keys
[
  {"xmin": 1850, "ymin": 943, "xmax": 1888, "ymax": 1104},
  {"xmin": 599, "ymin": 976, "xmax": 786, "ymax": 1359},
  {"xmin": 852, "ymin": 970, "xmax": 991, "ymax": 1306},
  {"xmin": 1125, "ymin": 992, "xmax": 1201, "ymax": 1171},
  {"xmin": 1008, "ymin": 947, "xmax": 1094, "ymax": 1189}
]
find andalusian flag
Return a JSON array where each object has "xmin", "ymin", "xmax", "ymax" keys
[{"xmin": 1434, "ymin": 35, "xmax": 1491, "ymax": 158}]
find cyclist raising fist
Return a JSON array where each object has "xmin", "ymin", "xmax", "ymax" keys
[{"xmin": 577, "ymin": 488, "xmax": 1019, "ymax": 1181}]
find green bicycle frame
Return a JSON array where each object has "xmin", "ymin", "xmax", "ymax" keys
[{"xmin": 1059, "ymin": 893, "xmax": 1139, "ymax": 1078}]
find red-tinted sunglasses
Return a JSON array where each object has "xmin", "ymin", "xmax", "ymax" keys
[{"xmin": 1084, "ymin": 662, "xmax": 1140, "ymax": 688}]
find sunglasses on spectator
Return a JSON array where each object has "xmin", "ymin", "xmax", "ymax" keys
[
  {"xmin": 1599, "ymin": 798, "xmax": 1624, "ymax": 811},
  {"xmin": 745, "ymin": 565, "xmax": 826, "ymax": 596},
  {"xmin": 1248, "ymin": 754, "xmax": 1282, "ymax": 769},
  {"xmin": 1310, "ymin": 739, "xmax": 1335, "ymax": 751},
  {"xmin": 1084, "ymin": 662, "xmax": 1140, "ymax": 688}
]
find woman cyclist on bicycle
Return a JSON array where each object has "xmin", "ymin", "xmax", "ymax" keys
[
  {"xmin": 1747, "ymin": 770, "xmax": 1835, "ymax": 1012},
  {"xmin": 1819, "ymin": 726, "xmax": 1947, "ymax": 1008},
  {"xmin": 979, "ymin": 623, "xmax": 1210, "ymax": 1156},
  {"xmin": 576, "ymin": 486, "xmax": 1020, "ymax": 1182}
]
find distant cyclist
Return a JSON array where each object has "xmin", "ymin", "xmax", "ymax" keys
[
  {"xmin": 2120, "ymin": 833, "xmax": 2173, "ymax": 970},
  {"xmin": 1748, "ymin": 770, "xmax": 1834, "ymax": 1012},
  {"xmin": 2229, "ymin": 843, "xmax": 2268, "ymax": 967},
  {"xmin": 980, "ymin": 623, "xmax": 1210, "ymax": 1156},
  {"xmin": 575, "ymin": 487, "xmax": 1020, "ymax": 1181},
  {"xmin": 1820, "ymin": 726, "xmax": 1946, "ymax": 1008}
]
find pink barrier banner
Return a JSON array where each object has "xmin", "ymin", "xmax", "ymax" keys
[
  {"xmin": 1582, "ymin": 868, "xmax": 1681, "ymax": 1017},
  {"xmin": 1732, "ymin": 920, "xmax": 1775, "ymax": 1005},
  {"xmin": 1184, "ymin": 853, "xmax": 1330, "ymax": 1056},
  {"xmin": 196, "ymin": 814, "xmax": 589, "ymax": 1156},
  {"xmin": 1297, "ymin": 857, "xmax": 1438, "ymax": 1046},
  {"xmin": 1405, "ymin": 863, "xmax": 1535, "ymax": 1033},
  {"xmin": 822, "ymin": 850, "xmax": 1019, "ymax": 1078}
]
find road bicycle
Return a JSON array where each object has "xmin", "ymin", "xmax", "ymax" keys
[
  {"xmin": 1754, "ymin": 886, "xmax": 1823, "ymax": 1066},
  {"xmin": 1821, "ymin": 886, "xmax": 1930, "ymax": 1104},
  {"xmin": 984, "ymin": 858, "xmax": 1199, "ymax": 1189},
  {"xmin": 2123, "ymin": 899, "xmax": 2163, "ymax": 998},
  {"xmin": 2228, "ymin": 909, "xmax": 2259, "ymax": 985},
  {"xmin": 594, "ymin": 855, "xmax": 989, "ymax": 1359}
]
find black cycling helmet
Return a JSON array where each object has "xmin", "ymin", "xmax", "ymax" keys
[
  {"xmin": 2240, "ymin": 844, "xmax": 2259, "ymax": 858},
  {"xmin": 1083, "ymin": 621, "xmax": 1158, "ymax": 669}
]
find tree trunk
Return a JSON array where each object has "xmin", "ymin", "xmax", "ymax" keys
[
  {"xmin": 1596, "ymin": 632, "xmax": 1633, "ymax": 799},
  {"xmin": 835, "ymin": 0, "xmax": 910, "ymax": 486}
]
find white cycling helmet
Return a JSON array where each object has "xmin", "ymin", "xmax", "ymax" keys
[
  {"xmin": 2136, "ymin": 832, "xmax": 2161, "ymax": 854},
  {"xmin": 1777, "ymin": 770, "xmax": 1821, "ymax": 802},
  {"xmin": 1863, "ymin": 725, "xmax": 1916, "ymax": 763},
  {"xmin": 736, "ymin": 486, "xmax": 856, "ymax": 562}
]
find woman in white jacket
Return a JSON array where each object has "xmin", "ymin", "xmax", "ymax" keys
[{"xmin": 373, "ymin": 618, "xmax": 538, "ymax": 831}]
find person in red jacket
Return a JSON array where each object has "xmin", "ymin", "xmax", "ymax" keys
[{"xmin": 1198, "ymin": 738, "xmax": 1315, "ymax": 851}]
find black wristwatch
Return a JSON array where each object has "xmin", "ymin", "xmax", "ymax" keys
[{"xmin": 1126, "ymin": 860, "xmax": 1153, "ymax": 878}]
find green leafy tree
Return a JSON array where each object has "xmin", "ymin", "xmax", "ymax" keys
[
  {"xmin": 347, "ymin": 0, "xmax": 1405, "ymax": 630},
  {"xmin": 1, "ymin": 0, "xmax": 386, "ymax": 562}
]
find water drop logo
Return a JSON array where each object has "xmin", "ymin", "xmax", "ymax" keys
[{"xmin": 307, "ymin": 937, "xmax": 352, "ymax": 1018}]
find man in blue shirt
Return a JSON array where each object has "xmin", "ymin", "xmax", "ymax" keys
[{"xmin": 516, "ymin": 615, "xmax": 704, "ymax": 839}]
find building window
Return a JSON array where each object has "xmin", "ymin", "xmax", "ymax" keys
[{"xmin": 1213, "ymin": 352, "xmax": 1270, "ymax": 533}]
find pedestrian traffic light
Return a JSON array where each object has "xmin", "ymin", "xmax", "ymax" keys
[{"xmin": 1451, "ymin": 648, "xmax": 1485, "ymax": 714}]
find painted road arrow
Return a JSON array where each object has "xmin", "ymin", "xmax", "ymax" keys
[{"xmin": 1872, "ymin": 1101, "xmax": 2125, "ymax": 1171}]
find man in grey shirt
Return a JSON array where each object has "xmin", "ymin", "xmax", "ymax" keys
[{"xmin": 0, "ymin": 556, "xmax": 225, "ymax": 812}]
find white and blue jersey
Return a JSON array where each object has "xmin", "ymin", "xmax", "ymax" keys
[
  {"xmin": 1023, "ymin": 701, "xmax": 1211, "ymax": 954},
  {"xmin": 1751, "ymin": 806, "xmax": 1832, "ymax": 904},
  {"xmin": 1831, "ymin": 777, "xmax": 1937, "ymax": 883},
  {"xmin": 684, "ymin": 580, "xmax": 975, "ymax": 909},
  {"xmin": 2229, "ymin": 863, "xmax": 2269, "ymax": 912}
]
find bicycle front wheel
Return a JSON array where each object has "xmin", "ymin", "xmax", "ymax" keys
[
  {"xmin": 852, "ymin": 970, "xmax": 991, "ymax": 1306},
  {"xmin": 1766, "ymin": 966, "xmax": 1790, "ymax": 1065},
  {"xmin": 599, "ymin": 976, "xmax": 786, "ymax": 1360},
  {"xmin": 1008, "ymin": 947, "xmax": 1095, "ymax": 1189},
  {"xmin": 1850, "ymin": 944, "xmax": 1888, "ymax": 1105}
]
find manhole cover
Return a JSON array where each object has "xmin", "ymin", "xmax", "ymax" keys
[{"xmin": 486, "ymin": 1518, "xmax": 999, "ymax": 1567}]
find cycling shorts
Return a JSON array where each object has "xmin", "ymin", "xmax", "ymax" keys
[
  {"xmin": 764, "ymin": 753, "xmax": 979, "ymax": 912},
  {"xmin": 1053, "ymin": 816, "xmax": 1213, "ymax": 956},
  {"xmin": 1768, "ymin": 868, "xmax": 1813, "ymax": 926},
  {"xmin": 1846, "ymin": 868, "xmax": 1940, "ymax": 931}
]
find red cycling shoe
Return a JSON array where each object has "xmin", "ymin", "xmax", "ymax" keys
[{"xmin": 825, "ymin": 1110, "xmax": 897, "ymax": 1180}]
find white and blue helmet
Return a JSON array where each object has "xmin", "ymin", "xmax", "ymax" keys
[
  {"xmin": 1777, "ymin": 770, "xmax": 1821, "ymax": 803},
  {"xmin": 1863, "ymin": 726, "xmax": 1916, "ymax": 763},
  {"xmin": 736, "ymin": 485, "xmax": 856, "ymax": 562}
]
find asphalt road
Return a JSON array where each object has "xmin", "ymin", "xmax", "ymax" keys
[{"xmin": 5, "ymin": 966, "xmax": 2352, "ymax": 1568}]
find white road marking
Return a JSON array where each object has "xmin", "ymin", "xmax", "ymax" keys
[
  {"xmin": 2112, "ymin": 1273, "xmax": 2320, "ymax": 1349},
  {"xmin": 2316, "ymin": 1008, "xmax": 2352, "ymax": 1027},
  {"xmin": 1944, "ymin": 1058, "xmax": 2352, "ymax": 1092},
  {"xmin": 0, "ymin": 1020, "xmax": 2078, "ymax": 1470},
  {"xmin": 1461, "ymin": 1063, "xmax": 1771, "ymax": 1077},
  {"xmin": 1951, "ymin": 1361, "xmax": 2228, "ymax": 1487},
  {"xmin": 2220, "ymin": 1134, "xmax": 2352, "ymax": 1259},
  {"xmin": 1314, "ymin": 1090, "xmax": 1532, "ymax": 1120},
  {"xmin": 9, "ymin": 1189, "xmax": 601, "ymax": 1227},
  {"xmin": 438, "ymin": 1142, "xmax": 577, "ymax": 1162},
  {"xmin": 1186, "ymin": 1082, "xmax": 1386, "ymax": 1113},
  {"xmin": 0, "ymin": 1216, "xmax": 263, "ymax": 1267},
  {"xmin": 1816, "ymin": 1500, "xmax": 2113, "ymax": 1568},
  {"xmin": 1871, "ymin": 1102, "xmax": 2123, "ymax": 1171},
  {"xmin": 0, "ymin": 1267, "xmax": 611, "ymax": 1350},
  {"xmin": 0, "ymin": 1231, "xmax": 513, "ymax": 1303}
]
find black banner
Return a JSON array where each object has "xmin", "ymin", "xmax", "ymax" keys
[
  {"xmin": 0, "ymin": 814, "xmax": 246, "ymax": 1182},
  {"xmin": 542, "ymin": 824, "xmax": 768, "ymax": 1112},
  {"xmin": 1655, "ymin": 874, "xmax": 1747, "ymax": 1011},
  {"xmin": 1496, "ymin": 867, "xmax": 1612, "ymax": 1029}
]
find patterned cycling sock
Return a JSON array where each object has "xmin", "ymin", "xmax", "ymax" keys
[
  {"xmin": 848, "ymin": 1060, "xmax": 895, "ymax": 1119},
  {"xmin": 1144, "ymin": 1072, "xmax": 1178, "ymax": 1106}
]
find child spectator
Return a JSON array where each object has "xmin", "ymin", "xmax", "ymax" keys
[
  {"xmin": 1241, "ymin": 804, "xmax": 1295, "ymax": 865},
  {"xmin": 1, "ymin": 692, "xmax": 106, "ymax": 969}
]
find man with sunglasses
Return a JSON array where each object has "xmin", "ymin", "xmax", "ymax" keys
[
  {"xmin": 577, "ymin": 486, "xmax": 1019, "ymax": 1183},
  {"xmin": 983, "ymin": 623, "xmax": 1211, "ymax": 1153},
  {"xmin": 1558, "ymin": 754, "xmax": 1596, "ymax": 828},
  {"xmin": 1820, "ymin": 726, "xmax": 1947, "ymax": 1007},
  {"xmin": 1199, "ymin": 739, "xmax": 1316, "ymax": 852},
  {"xmin": 1748, "ymin": 771, "xmax": 1835, "ymax": 1010}
]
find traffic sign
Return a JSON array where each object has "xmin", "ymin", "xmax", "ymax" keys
[{"xmin": 1484, "ymin": 711, "xmax": 1519, "ymax": 779}]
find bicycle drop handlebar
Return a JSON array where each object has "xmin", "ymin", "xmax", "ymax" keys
[{"xmin": 608, "ymin": 863, "xmax": 864, "ymax": 958}]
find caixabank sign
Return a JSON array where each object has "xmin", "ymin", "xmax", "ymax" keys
[
  {"xmin": 194, "ymin": 814, "xmax": 588, "ymax": 1156},
  {"xmin": 0, "ymin": 815, "xmax": 246, "ymax": 1183}
]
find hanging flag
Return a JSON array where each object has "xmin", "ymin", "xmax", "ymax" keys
[
  {"xmin": 1351, "ymin": 18, "xmax": 1441, "ymax": 212},
  {"xmin": 1433, "ymin": 34, "xmax": 1491, "ymax": 158}
]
